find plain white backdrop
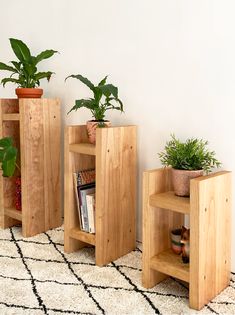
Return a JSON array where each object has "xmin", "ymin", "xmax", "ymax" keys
[{"xmin": 0, "ymin": 0, "xmax": 234, "ymax": 271}]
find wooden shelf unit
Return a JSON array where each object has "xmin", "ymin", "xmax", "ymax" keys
[
  {"xmin": 142, "ymin": 168, "xmax": 231, "ymax": 310},
  {"xmin": 0, "ymin": 98, "xmax": 61, "ymax": 237},
  {"xmin": 64, "ymin": 125, "xmax": 137, "ymax": 266}
]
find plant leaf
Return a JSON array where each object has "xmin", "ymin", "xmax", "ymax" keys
[
  {"xmin": 0, "ymin": 62, "xmax": 17, "ymax": 73},
  {"xmin": 65, "ymin": 74, "xmax": 95, "ymax": 90},
  {"xmin": 10, "ymin": 61, "xmax": 21, "ymax": 72},
  {"xmin": 1, "ymin": 78, "xmax": 21, "ymax": 87},
  {"xmin": 9, "ymin": 38, "xmax": 31, "ymax": 62},
  {"xmin": 98, "ymin": 75, "xmax": 108, "ymax": 86},
  {"xmin": 34, "ymin": 71, "xmax": 53, "ymax": 81},
  {"xmin": 0, "ymin": 137, "xmax": 13, "ymax": 148},
  {"xmin": 99, "ymin": 84, "xmax": 118, "ymax": 98},
  {"xmin": 35, "ymin": 50, "xmax": 58, "ymax": 64},
  {"xmin": 1, "ymin": 146, "xmax": 17, "ymax": 177}
]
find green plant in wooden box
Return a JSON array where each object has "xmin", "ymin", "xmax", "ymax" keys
[
  {"xmin": 0, "ymin": 137, "xmax": 18, "ymax": 177},
  {"xmin": 158, "ymin": 134, "xmax": 221, "ymax": 196},
  {"xmin": 66, "ymin": 74, "xmax": 124, "ymax": 144},
  {"xmin": 0, "ymin": 38, "xmax": 57, "ymax": 98}
]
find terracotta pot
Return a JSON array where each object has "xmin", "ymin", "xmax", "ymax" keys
[
  {"xmin": 15, "ymin": 176, "xmax": 21, "ymax": 211},
  {"xmin": 86, "ymin": 120, "xmax": 111, "ymax": 144},
  {"xmin": 15, "ymin": 88, "xmax": 43, "ymax": 99},
  {"xmin": 171, "ymin": 168, "xmax": 204, "ymax": 197},
  {"xmin": 170, "ymin": 228, "xmax": 182, "ymax": 254}
]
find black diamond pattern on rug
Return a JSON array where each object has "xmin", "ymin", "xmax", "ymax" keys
[{"xmin": 0, "ymin": 226, "xmax": 234, "ymax": 315}]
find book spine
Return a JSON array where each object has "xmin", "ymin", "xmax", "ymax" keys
[
  {"xmin": 80, "ymin": 190, "xmax": 89, "ymax": 232},
  {"xmin": 73, "ymin": 173, "xmax": 83, "ymax": 230},
  {"xmin": 86, "ymin": 194, "xmax": 95, "ymax": 233}
]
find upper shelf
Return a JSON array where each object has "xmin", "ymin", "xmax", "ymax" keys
[
  {"xmin": 2, "ymin": 113, "xmax": 20, "ymax": 121},
  {"xmin": 69, "ymin": 143, "xmax": 96, "ymax": 156},
  {"xmin": 149, "ymin": 191, "xmax": 190, "ymax": 214}
]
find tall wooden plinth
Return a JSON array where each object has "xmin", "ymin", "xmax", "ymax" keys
[
  {"xmin": 0, "ymin": 98, "xmax": 61, "ymax": 237},
  {"xmin": 64, "ymin": 125, "xmax": 137, "ymax": 266}
]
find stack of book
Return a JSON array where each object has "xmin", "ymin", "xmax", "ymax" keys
[{"xmin": 73, "ymin": 169, "xmax": 96, "ymax": 234}]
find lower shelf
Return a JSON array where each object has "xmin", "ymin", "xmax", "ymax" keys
[
  {"xmin": 70, "ymin": 227, "xmax": 96, "ymax": 246},
  {"xmin": 150, "ymin": 249, "xmax": 189, "ymax": 283},
  {"xmin": 4, "ymin": 208, "xmax": 22, "ymax": 221}
]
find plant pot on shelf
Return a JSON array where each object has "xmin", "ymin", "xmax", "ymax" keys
[
  {"xmin": 170, "ymin": 228, "xmax": 182, "ymax": 254},
  {"xmin": 86, "ymin": 120, "xmax": 111, "ymax": 144},
  {"xmin": 171, "ymin": 168, "xmax": 203, "ymax": 197},
  {"xmin": 15, "ymin": 88, "xmax": 43, "ymax": 99}
]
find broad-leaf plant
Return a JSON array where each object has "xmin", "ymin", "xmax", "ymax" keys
[
  {"xmin": 0, "ymin": 137, "xmax": 18, "ymax": 177},
  {"xmin": 0, "ymin": 38, "xmax": 57, "ymax": 88},
  {"xmin": 66, "ymin": 74, "xmax": 124, "ymax": 121}
]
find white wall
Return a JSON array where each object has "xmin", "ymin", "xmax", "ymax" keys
[{"xmin": 0, "ymin": 0, "xmax": 235, "ymax": 271}]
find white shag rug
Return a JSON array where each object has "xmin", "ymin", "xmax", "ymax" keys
[{"xmin": 0, "ymin": 226, "xmax": 234, "ymax": 315}]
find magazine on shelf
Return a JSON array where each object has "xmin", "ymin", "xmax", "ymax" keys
[
  {"xmin": 73, "ymin": 169, "xmax": 96, "ymax": 232},
  {"xmin": 86, "ymin": 193, "xmax": 95, "ymax": 233}
]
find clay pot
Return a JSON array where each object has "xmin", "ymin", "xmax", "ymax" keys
[
  {"xmin": 171, "ymin": 168, "xmax": 204, "ymax": 197},
  {"xmin": 170, "ymin": 228, "xmax": 182, "ymax": 254},
  {"xmin": 15, "ymin": 88, "xmax": 43, "ymax": 99},
  {"xmin": 86, "ymin": 120, "xmax": 111, "ymax": 144}
]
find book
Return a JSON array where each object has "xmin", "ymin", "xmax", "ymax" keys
[
  {"xmin": 78, "ymin": 183, "xmax": 95, "ymax": 232},
  {"xmin": 86, "ymin": 193, "xmax": 95, "ymax": 233},
  {"xmin": 73, "ymin": 173, "xmax": 83, "ymax": 229},
  {"xmin": 73, "ymin": 169, "xmax": 96, "ymax": 232}
]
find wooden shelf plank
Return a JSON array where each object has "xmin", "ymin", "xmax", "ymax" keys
[
  {"xmin": 2, "ymin": 113, "xmax": 20, "ymax": 121},
  {"xmin": 4, "ymin": 208, "xmax": 22, "ymax": 221},
  {"xmin": 150, "ymin": 191, "xmax": 190, "ymax": 214},
  {"xmin": 69, "ymin": 143, "xmax": 96, "ymax": 156},
  {"xmin": 70, "ymin": 227, "xmax": 96, "ymax": 245},
  {"xmin": 150, "ymin": 249, "xmax": 189, "ymax": 283}
]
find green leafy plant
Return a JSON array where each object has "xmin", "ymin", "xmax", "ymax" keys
[
  {"xmin": 0, "ymin": 38, "xmax": 58, "ymax": 88},
  {"xmin": 0, "ymin": 137, "xmax": 18, "ymax": 177},
  {"xmin": 66, "ymin": 74, "xmax": 124, "ymax": 121},
  {"xmin": 158, "ymin": 134, "xmax": 221, "ymax": 173}
]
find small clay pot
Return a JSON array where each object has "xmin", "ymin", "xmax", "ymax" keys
[
  {"xmin": 86, "ymin": 120, "xmax": 111, "ymax": 144},
  {"xmin": 15, "ymin": 88, "xmax": 43, "ymax": 99},
  {"xmin": 170, "ymin": 228, "xmax": 182, "ymax": 254},
  {"xmin": 171, "ymin": 168, "xmax": 204, "ymax": 197}
]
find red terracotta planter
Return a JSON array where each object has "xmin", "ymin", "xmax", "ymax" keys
[
  {"xmin": 86, "ymin": 120, "xmax": 111, "ymax": 144},
  {"xmin": 15, "ymin": 88, "xmax": 43, "ymax": 99}
]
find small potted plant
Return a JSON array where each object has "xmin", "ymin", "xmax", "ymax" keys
[
  {"xmin": 66, "ymin": 74, "xmax": 124, "ymax": 144},
  {"xmin": 0, "ymin": 38, "xmax": 57, "ymax": 98},
  {"xmin": 0, "ymin": 137, "xmax": 21, "ymax": 210},
  {"xmin": 158, "ymin": 134, "xmax": 221, "ymax": 196}
]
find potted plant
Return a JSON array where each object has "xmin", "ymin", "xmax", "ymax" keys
[
  {"xmin": 0, "ymin": 38, "xmax": 57, "ymax": 98},
  {"xmin": 0, "ymin": 137, "xmax": 21, "ymax": 210},
  {"xmin": 66, "ymin": 74, "xmax": 124, "ymax": 144},
  {"xmin": 158, "ymin": 134, "xmax": 221, "ymax": 196}
]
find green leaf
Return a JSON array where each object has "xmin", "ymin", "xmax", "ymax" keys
[
  {"xmin": 10, "ymin": 61, "xmax": 21, "ymax": 72},
  {"xmin": 35, "ymin": 50, "xmax": 58, "ymax": 64},
  {"xmin": 23, "ymin": 63, "xmax": 37, "ymax": 76},
  {"xmin": 2, "ymin": 156, "xmax": 17, "ymax": 177},
  {"xmin": 65, "ymin": 74, "xmax": 95, "ymax": 90},
  {"xmin": 98, "ymin": 75, "xmax": 108, "ymax": 86},
  {"xmin": 0, "ymin": 62, "xmax": 17, "ymax": 73},
  {"xmin": 99, "ymin": 84, "xmax": 118, "ymax": 98},
  {"xmin": 34, "ymin": 71, "xmax": 53, "ymax": 81},
  {"xmin": 9, "ymin": 38, "xmax": 31, "ymax": 62},
  {"xmin": 1, "ymin": 78, "xmax": 21, "ymax": 87},
  {"xmin": 0, "ymin": 137, "xmax": 13, "ymax": 148}
]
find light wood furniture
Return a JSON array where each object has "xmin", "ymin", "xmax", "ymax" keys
[
  {"xmin": 142, "ymin": 168, "xmax": 231, "ymax": 310},
  {"xmin": 0, "ymin": 98, "xmax": 61, "ymax": 237},
  {"xmin": 64, "ymin": 125, "xmax": 137, "ymax": 266}
]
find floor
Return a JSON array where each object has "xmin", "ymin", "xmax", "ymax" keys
[{"xmin": 0, "ymin": 225, "xmax": 234, "ymax": 315}]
